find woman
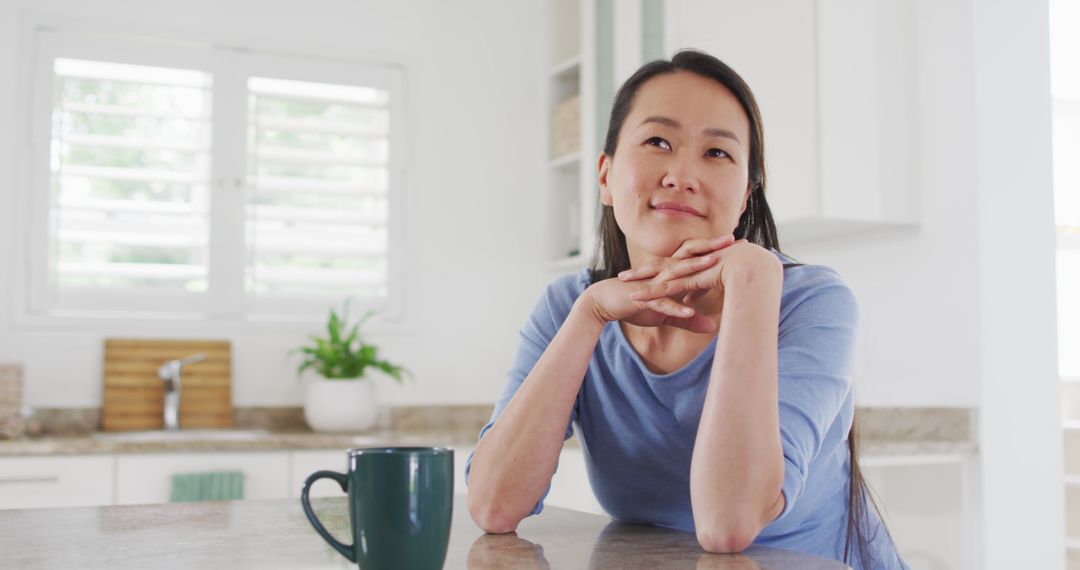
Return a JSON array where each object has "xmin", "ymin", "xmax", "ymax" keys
[{"xmin": 466, "ymin": 50, "xmax": 908, "ymax": 569}]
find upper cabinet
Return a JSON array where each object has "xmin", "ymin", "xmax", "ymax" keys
[
  {"xmin": 666, "ymin": 0, "xmax": 919, "ymax": 244},
  {"xmin": 545, "ymin": 0, "xmax": 920, "ymax": 267}
]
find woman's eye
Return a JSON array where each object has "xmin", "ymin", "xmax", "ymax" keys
[
  {"xmin": 645, "ymin": 137, "xmax": 671, "ymax": 150},
  {"xmin": 707, "ymin": 148, "xmax": 730, "ymax": 159}
]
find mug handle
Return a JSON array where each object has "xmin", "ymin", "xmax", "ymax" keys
[{"xmin": 300, "ymin": 470, "xmax": 355, "ymax": 562}]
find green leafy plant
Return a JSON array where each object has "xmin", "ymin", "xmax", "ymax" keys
[{"xmin": 295, "ymin": 301, "xmax": 408, "ymax": 382}]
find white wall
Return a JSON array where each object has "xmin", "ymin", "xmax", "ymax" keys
[
  {"xmin": 0, "ymin": 0, "xmax": 548, "ymax": 408},
  {"xmin": 971, "ymin": 0, "xmax": 1063, "ymax": 567}
]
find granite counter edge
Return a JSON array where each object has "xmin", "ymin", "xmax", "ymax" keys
[{"xmin": 0, "ymin": 431, "xmax": 977, "ymax": 459}]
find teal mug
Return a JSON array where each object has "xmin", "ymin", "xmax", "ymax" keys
[{"xmin": 301, "ymin": 446, "xmax": 454, "ymax": 569}]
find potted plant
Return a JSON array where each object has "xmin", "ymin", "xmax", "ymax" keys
[{"xmin": 295, "ymin": 302, "xmax": 407, "ymax": 433}]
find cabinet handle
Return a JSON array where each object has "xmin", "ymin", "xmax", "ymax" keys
[{"xmin": 0, "ymin": 476, "xmax": 60, "ymax": 484}]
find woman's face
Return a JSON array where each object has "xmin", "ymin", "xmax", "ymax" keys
[{"xmin": 598, "ymin": 71, "xmax": 753, "ymax": 261}]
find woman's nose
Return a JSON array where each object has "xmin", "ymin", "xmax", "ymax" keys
[{"xmin": 660, "ymin": 154, "xmax": 700, "ymax": 193}]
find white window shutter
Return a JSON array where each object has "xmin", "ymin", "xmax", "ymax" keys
[
  {"xmin": 246, "ymin": 77, "xmax": 392, "ymax": 300},
  {"xmin": 49, "ymin": 58, "xmax": 213, "ymax": 295}
]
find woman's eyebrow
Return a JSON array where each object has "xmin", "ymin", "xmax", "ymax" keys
[{"xmin": 640, "ymin": 115, "xmax": 741, "ymax": 144}]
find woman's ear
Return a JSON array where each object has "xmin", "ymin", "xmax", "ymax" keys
[{"xmin": 598, "ymin": 152, "xmax": 613, "ymax": 206}]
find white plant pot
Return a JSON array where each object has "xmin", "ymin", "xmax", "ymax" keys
[{"xmin": 303, "ymin": 377, "xmax": 378, "ymax": 433}]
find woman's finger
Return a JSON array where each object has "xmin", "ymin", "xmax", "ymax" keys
[
  {"xmin": 618, "ymin": 265, "xmax": 660, "ymax": 281},
  {"xmin": 631, "ymin": 277, "xmax": 697, "ymax": 302},
  {"xmin": 653, "ymin": 254, "xmax": 717, "ymax": 284},
  {"xmin": 671, "ymin": 234, "xmax": 735, "ymax": 259},
  {"xmin": 639, "ymin": 255, "xmax": 717, "ymax": 295},
  {"xmin": 644, "ymin": 297, "xmax": 696, "ymax": 319}
]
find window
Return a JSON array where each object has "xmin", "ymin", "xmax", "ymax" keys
[
  {"xmin": 28, "ymin": 30, "xmax": 405, "ymax": 320},
  {"xmin": 50, "ymin": 58, "xmax": 214, "ymax": 294},
  {"xmin": 246, "ymin": 78, "xmax": 391, "ymax": 300}
]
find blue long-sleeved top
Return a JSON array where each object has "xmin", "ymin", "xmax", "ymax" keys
[{"xmin": 466, "ymin": 254, "xmax": 908, "ymax": 569}]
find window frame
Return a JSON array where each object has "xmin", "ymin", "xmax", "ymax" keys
[{"xmin": 22, "ymin": 28, "xmax": 408, "ymax": 325}]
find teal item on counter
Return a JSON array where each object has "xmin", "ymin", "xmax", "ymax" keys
[
  {"xmin": 170, "ymin": 471, "xmax": 244, "ymax": 502},
  {"xmin": 301, "ymin": 447, "xmax": 453, "ymax": 570}
]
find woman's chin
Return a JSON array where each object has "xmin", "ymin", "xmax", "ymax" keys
[
  {"xmin": 626, "ymin": 225, "xmax": 723, "ymax": 258},
  {"xmin": 638, "ymin": 238, "xmax": 691, "ymax": 259},
  {"xmin": 640, "ymin": 229, "xmax": 735, "ymax": 257}
]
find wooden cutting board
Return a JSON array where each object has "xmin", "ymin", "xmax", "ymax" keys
[{"xmin": 102, "ymin": 339, "xmax": 233, "ymax": 431}]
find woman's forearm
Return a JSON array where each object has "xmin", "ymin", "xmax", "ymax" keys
[
  {"xmin": 690, "ymin": 258, "xmax": 786, "ymax": 553},
  {"xmin": 467, "ymin": 298, "xmax": 605, "ymax": 533}
]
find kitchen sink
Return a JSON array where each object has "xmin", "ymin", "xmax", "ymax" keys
[{"xmin": 92, "ymin": 429, "xmax": 270, "ymax": 442}]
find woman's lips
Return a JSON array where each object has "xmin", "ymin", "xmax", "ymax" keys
[{"xmin": 650, "ymin": 202, "xmax": 705, "ymax": 217}]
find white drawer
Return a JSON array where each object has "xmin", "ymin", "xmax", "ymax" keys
[
  {"xmin": 115, "ymin": 452, "xmax": 289, "ymax": 505},
  {"xmin": 0, "ymin": 455, "xmax": 114, "ymax": 510}
]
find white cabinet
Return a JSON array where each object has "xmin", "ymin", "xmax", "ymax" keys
[
  {"xmin": 861, "ymin": 455, "xmax": 974, "ymax": 570},
  {"xmin": 1, "ymin": 445, "xmax": 480, "ymax": 510},
  {"xmin": 0, "ymin": 455, "xmax": 113, "ymax": 509},
  {"xmin": 544, "ymin": 0, "xmax": 920, "ymax": 255},
  {"xmin": 664, "ymin": 0, "xmax": 919, "ymax": 243},
  {"xmin": 114, "ymin": 452, "xmax": 290, "ymax": 505},
  {"xmin": 291, "ymin": 445, "xmax": 475, "ymax": 500},
  {"xmin": 544, "ymin": 0, "xmax": 924, "ymax": 264}
]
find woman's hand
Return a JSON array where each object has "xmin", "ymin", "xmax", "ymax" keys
[
  {"xmin": 580, "ymin": 235, "xmax": 738, "ymax": 334},
  {"xmin": 619, "ymin": 237, "xmax": 780, "ymax": 304}
]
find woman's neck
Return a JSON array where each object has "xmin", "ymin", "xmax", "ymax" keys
[
  {"xmin": 620, "ymin": 287, "xmax": 724, "ymax": 375},
  {"xmin": 619, "ymin": 244, "xmax": 728, "ymax": 372}
]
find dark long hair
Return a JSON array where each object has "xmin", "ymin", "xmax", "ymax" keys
[{"xmin": 588, "ymin": 49, "xmax": 889, "ymax": 568}]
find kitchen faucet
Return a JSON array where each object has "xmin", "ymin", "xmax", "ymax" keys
[{"xmin": 157, "ymin": 353, "xmax": 207, "ymax": 430}]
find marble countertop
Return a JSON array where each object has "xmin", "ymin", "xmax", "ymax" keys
[
  {"xmin": 0, "ymin": 429, "xmax": 481, "ymax": 456},
  {"xmin": 859, "ymin": 439, "xmax": 978, "ymax": 459},
  {"xmin": 0, "ymin": 405, "xmax": 977, "ymax": 459},
  {"xmin": 0, "ymin": 426, "xmax": 979, "ymax": 459},
  {"xmin": 0, "ymin": 428, "xmax": 977, "ymax": 459},
  {"xmin": 0, "ymin": 495, "xmax": 851, "ymax": 569}
]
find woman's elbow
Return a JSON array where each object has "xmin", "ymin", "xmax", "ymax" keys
[
  {"xmin": 693, "ymin": 490, "xmax": 784, "ymax": 553},
  {"xmin": 471, "ymin": 510, "xmax": 520, "ymax": 535},
  {"xmin": 467, "ymin": 490, "xmax": 522, "ymax": 534},
  {"xmin": 695, "ymin": 523, "xmax": 759, "ymax": 554}
]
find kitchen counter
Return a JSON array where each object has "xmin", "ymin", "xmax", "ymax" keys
[
  {"xmin": 0, "ymin": 405, "xmax": 976, "ymax": 458},
  {"xmin": 0, "ymin": 428, "xmax": 977, "ymax": 458},
  {"xmin": 0, "ymin": 494, "xmax": 850, "ymax": 569},
  {"xmin": 0, "ymin": 429, "xmax": 482, "ymax": 456}
]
